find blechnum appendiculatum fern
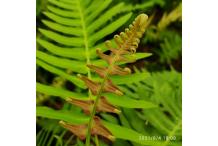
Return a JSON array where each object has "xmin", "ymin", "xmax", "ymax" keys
[
  {"xmin": 36, "ymin": 0, "xmax": 182, "ymax": 146},
  {"xmin": 58, "ymin": 14, "xmax": 149, "ymax": 145}
]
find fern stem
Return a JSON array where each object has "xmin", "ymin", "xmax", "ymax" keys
[
  {"xmin": 76, "ymin": 0, "xmax": 91, "ymax": 79},
  {"xmin": 85, "ymin": 65, "xmax": 111, "ymax": 146},
  {"xmin": 94, "ymin": 135, "xmax": 99, "ymax": 146},
  {"xmin": 76, "ymin": 0, "xmax": 93, "ymax": 99},
  {"xmin": 85, "ymin": 53, "xmax": 119, "ymax": 146}
]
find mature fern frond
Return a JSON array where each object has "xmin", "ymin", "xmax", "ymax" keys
[
  {"xmin": 119, "ymin": 69, "xmax": 182, "ymax": 146},
  {"xmin": 158, "ymin": 30, "xmax": 182, "ymax": 64}
]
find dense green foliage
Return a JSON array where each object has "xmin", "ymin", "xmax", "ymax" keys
[{"xmin": 36, "ymin": 0, "xmax": 182, "ymax": 145}]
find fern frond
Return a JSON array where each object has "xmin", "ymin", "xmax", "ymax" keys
[
  {"xmin": 52, "ymin": 13, "xmax": 149, "ymax": 146},
  {"xmin": 120, "ymin": 69, "xmax": 182, "ymax": 146},
  {"xmin": 158, "ymin": 30, "xmax": 182, "ymax": 64},
  {"xmin": 37, "ymin": 0, "xmax": 151, "ymax": 89}
]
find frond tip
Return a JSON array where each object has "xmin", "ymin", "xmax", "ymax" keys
[
  {"xmin": 102, "ymin": 13, "xmax": 149, "ymax": 65},
  {"xmin": 137, "ymin": 14, "xmax": 149, "ymax": 29}
]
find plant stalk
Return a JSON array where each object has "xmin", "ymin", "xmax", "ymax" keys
[
  {"xmin": 85, "ymin": 54, "xmax": 119, "ymax": 146},
  {"xmin": 94, "ymin": 135, "xmax": 99, "ymax": 146}
]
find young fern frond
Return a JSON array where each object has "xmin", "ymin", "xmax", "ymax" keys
[
  {"xmin": 85, "ymin": 14, "xmax": 148, "ymax": 145},
  {"xmin": 59, "ymin": 14, "xmax": 149, "ymax": 145}
]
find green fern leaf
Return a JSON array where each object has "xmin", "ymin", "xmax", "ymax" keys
[
  {"xmin": 120, "ymin": 70, "xmax": 182, "ymax": 146},
  {"xmin": 36, "ymin": 106, "xmax": 165, "ymax": 145},
  {"xmin": 36, "ymin": 82, "xmax": 156, "ymax": 109}
]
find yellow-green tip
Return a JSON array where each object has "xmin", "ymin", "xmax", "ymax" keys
[
  {"xmin": 115, "ymin": 90, "xmax": 124, "ymax": 96},
  {"xmin": 66, "ymin": 97, "xmax": 72, "ymax": 102},
  {"xmin": 108, "ymin": 135, "xmax": 116, "ymax": 141},
  {"xmin": 124, "ymin": 67, "xmax": 131, "ymax": 74},
  {"xmin": 59, "ymin": 120, "xmax": 65, "ymax": 125},
  {"xmin": 114, "ymin": 109, "xmax": 122, "ymax": 114},
  {"xmin": 77, "ymin": 74, "xmax": 82, "ymax": 78},
  {"xmin": 137, "ymin": 14, "xmax": 148, "ymax": 28}
]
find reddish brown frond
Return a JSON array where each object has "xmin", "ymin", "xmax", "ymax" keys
[
  {"xmin": 110, "ymin": 65, "xmax": 131, "ymax": 76},
  {"xmin": 104, "ymin": 80, "xmax": 123, "ymax": 96},
  {"xmin": 78, "ymin": 75, "xmax": 122, "ymax": 95},
  {"xmin": 87, "ymin": 64, "xmax": 131, "ymax": 77},
  {"xmin": 59, "ymin": 121, "xmax": 87, "ymax": 140},
  {"xmin": 59, "ymin": 117, "xmax": 115, "ymax": 141},
  {"xmin": 97, "ymin": 96, "xmax": 121, "ymax": 114},
  {"xmin": 92, "ymin": 116, "xmax": 115, "ymax": 141},
  {"xmin": 87, "ymin": 64, "xmax": 108, "ymax": 78},
  {"xmin": 96, "ymin": 49, "xmax": 113, "ymax": 64},
  {"xmin": 78, "ymin": 75, "xmax": 100, "ymax": 95},
  {"xmin": 66, "ymin": 98, "xmax": 93, "ymax": 114},
  {"xmin": 67, "ymin": 97, "xmax": 120, "ymax": 114},
  {"xmin": 65, "ymin": 14, "xmax": 149, "ymax": 144}
]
